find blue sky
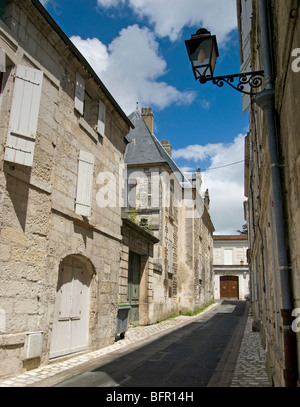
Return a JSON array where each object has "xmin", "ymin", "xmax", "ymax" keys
[{"xmin": 41, "ymin": 0, "xmax": 248, "ymax": 234}]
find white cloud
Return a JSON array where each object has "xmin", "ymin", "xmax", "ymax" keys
[
  {"xmin": 40, "ymin": 0, "xmax": 51, "ymax": 6},
  {"xmin": 97, "ymin": 0, "xmax": 126, "ymax": 6},
  {"xmin": 97, "ymin": 0, "xmax": 237, "ymax": 43},
  {"xmin": 71, "ymin": 25, "xmax": 196, "ymax": 114},
  {"xmin": 71, "ymin": 36, "xmax": 109, "ymax": 74},
  {"xmin": 173, "ymin": 134, "xmax": 246, "ymax": 234},
  {"xmin": 173, "ymin": 143, "xmax": 224, "ymax": 162}
]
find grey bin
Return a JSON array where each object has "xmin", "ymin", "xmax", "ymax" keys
[{"xmin": 116, "ymin": 306, "xmax": 131, "ymax": 339}]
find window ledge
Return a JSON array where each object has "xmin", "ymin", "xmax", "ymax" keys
[{"xmin": 79, "ymin": 116, "xmax": 100, "ymax": 143}]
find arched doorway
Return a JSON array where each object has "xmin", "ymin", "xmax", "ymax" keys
[
  {"xmin": 50, "ymin": 256, "xmax": 92, "ymax": 359},
  {"xmin": 220, "ymin": 275, "xmax": 239, "ymax": 299}
]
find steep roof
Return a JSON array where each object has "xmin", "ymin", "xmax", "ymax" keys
[
  {"xmin": 124, "ymin": 109, "xmax": 189, "ymax": 184},
  {"xmin": 125, "ymin": 109, "xmax": 165, "ymax": 165}
]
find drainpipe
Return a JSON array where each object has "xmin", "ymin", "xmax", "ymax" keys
[{"xmin": 255, "ymin": 0, "xmax": 298, "ymax": 387}]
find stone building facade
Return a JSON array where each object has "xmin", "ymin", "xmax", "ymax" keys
[
  {"xmin": 0, "ymin": 0, "xmax": 133, "ymax": 377},
  {"xmin": 213, "ymin": 235, "xmax": 249, "ymax": 300},
  {"xmin": 119, "ymin": 217, "xmax": 159, "ymax": 326},
  {"xmin": 238, "ymin": 0, "xmax": 300, "ymax": 386},
  {"xmin": 123, "ymin": 107, "xmax": 215, "ymax": 323}
]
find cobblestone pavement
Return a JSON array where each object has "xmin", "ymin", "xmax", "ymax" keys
[
  {"xmin": 0, "ymin": 302, "xmax": 272, "ymax": 388},
  {"xmin": 230, "ymin": 310, "xmax": 272, "ymax": 387}
]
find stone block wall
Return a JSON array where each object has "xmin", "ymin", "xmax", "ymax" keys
[
  {"xmin": 120, "ymin": 218, "xmax": 158, "ymax": 325},
  {"xmin": 0, "ymin": 0, "xmax": 130, "ymax": 377},
  {"xmin": 243, "ymin": 0, "xmax": 300, "ymax": 386}
]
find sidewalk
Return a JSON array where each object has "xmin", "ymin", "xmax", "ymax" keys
[
  {"xmin": 230, "ymin": 309, "xmax": 271, "ymax": 387},
  {"xmin": 0, "ymin": 301, "xmax": 271, "ymax": 387}
]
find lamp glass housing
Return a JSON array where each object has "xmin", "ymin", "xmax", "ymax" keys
[{"xmin": 185, "ymin": 30, "xmax": 219, "ymax": 81}]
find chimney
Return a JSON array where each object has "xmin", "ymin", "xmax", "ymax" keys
[
  {"xmin": 204, "ymin": 188, "xmax": 210, "ymax": 212},
  {"xmin": 194, "ymin": 168, "xmax": 202, "ymax": 193},
  {"xmin": 141, "ymin": 107, "xmax": 154, "ymax": 135},
  {"xmin": 161, "ymin": 139, "xmax": 172, "ymax": 157}
]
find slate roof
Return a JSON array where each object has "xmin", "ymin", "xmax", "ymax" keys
[
  {"xmin": 125, "ymin": 109, "xmax": 165, "ymax": 165},
  {"xmin": 124, "ymin": 109, "xmax": 189, "ymax": 185}
]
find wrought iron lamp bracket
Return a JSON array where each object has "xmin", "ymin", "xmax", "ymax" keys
[{"xmin": 199, "ymin": 71, "xmax": 264, "ymax": 95}]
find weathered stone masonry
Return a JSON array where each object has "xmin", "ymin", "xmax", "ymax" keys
[
  {"xmin": 123, "ymin": 108, "xmax": 215, "ymax": 322},
  {"xmin": 0, "ymin": 0, "xmax": 132, "ymax": 377}
]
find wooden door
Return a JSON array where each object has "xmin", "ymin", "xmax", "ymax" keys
[
  {"xmin": 128, "ymin": 251, "xmax": 141, "ymax": 324},
  {"xmin": 220, "ymin": 276, "xmax": 239, "ymax": 299},
  {"xmin": 50, "ymin": 258, "xmax": 91, "ymax": 359}
]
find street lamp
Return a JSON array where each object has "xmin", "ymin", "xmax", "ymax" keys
[
  {"xmin": 185, "ymin": 28, "xmax": 264, "ymax": 95},
  {"xmin": 185, "ymin": 28, "xmax": 219, "ymax": 82}
]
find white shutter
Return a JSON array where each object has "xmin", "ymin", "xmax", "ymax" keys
[
  {"xmin": 97, "ymin": 99, "xmax": 106, "ymax": 136},
  {"xmin": 75, "ymin": 150, "xmax": 94, "ymax": 217},
  {"xmin": 75, "ymin": 72, "xmax": 85, "ymax": 115},
  {"xmin": 4, "ymin": 65, "xmax": 43, "ymax": 167}
]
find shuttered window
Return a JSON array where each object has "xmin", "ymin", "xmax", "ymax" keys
[
  {"xmin": 75, "ymin": 150, "xmax": 94, "ymax": 217},
  {"xmin": 4, "ymin": 65, "xmax": 43, "ymax": 167},
  {"xmin": 75, "ymin": 72, "xmax": 106, "ymax": 137},
  {"xmin": 97, "ymin": 99, "xmax": 106, "ymax": 136},
  {"xmin": 74, "ymin": 72, "xmax": 85, "ymax": 115},
  {"xmin": 127, "ymin": 178, "xmax": 137, "ymax": 209}
]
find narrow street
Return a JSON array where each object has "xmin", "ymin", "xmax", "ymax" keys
[{"xmin": 56, "ymin": 301, "xmax": 247, "ymax": 388}]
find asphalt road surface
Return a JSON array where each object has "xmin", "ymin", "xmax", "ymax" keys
[{"xmin": 56, "ymin": 300, "xmax": 247, "ymax": 387}]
